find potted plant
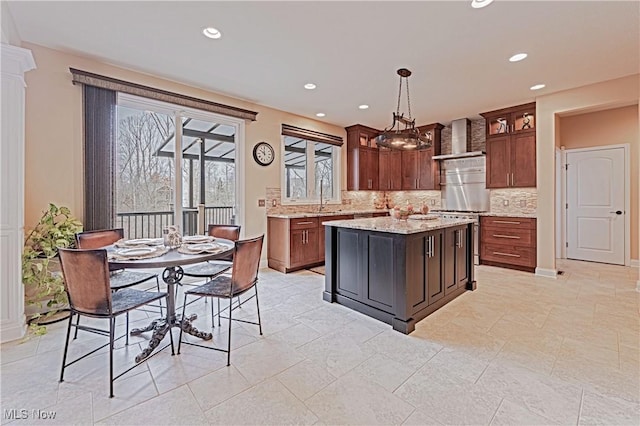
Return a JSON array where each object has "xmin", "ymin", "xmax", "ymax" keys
[{"xmin": 22, "ymin": 203, "xmax": 83, "ymax": 333}]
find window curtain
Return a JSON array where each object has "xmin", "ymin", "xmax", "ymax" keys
[{"xmin": 83, "ymin": 85, "xmax": 116, "ymax": 231}]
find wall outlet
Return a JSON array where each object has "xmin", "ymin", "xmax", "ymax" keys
[
  {"xmin": 519, "ymin": 200, "xmax": 527, "ymax": 208},
  {"xmin": 258, "ymin": 199, "xmax": 265, "ymax": 207},
  {"xmin": 503, "ymin": 199, "xmax": 509, "ymax": 206},
  {"xmin": 430, "ymin": 199, "xmax": 436, "ymax": 205},
  {"xmin": 272, "ymin": 199, "xmax": 277, "ymax": 207}
]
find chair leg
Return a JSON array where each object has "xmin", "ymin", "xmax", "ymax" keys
[
  {"xmin": 59, "ymin": 312, "xmax": 74, "ymax": 383},
  {"xmin": 155, "ymin": 276, "xmax": 163, "ymax": 317},
  {"xmin": 125, "ymin": 312, "xmax": 129, "ymax": 346},
  {"xmin": 168, "ymin": 307, "xmax": 175, "ymax": 356},
  {"xmin": 177, "ymin": 294, "xmax": 188, "ymax": 355},
  {"xmin": 109, "ymin": 317, "xmax": 115, "ymax": 398},
  {"xmin": 218, "ymin": 299, "xmax": 221, "ymax": 326},
  {"xmin": 255, "ymin": 285, "xmax": 263, "ymax": 336},
  {"xmin": 73, "ymin": 313, "xmax": 80, "ymax": 340},
  {"xmin": 227, "ymin": 298, "xmax": 232, "ymax": 366},
  {"xmin": 214, "ymin": 297, "xmax": 220, "ymax": 328}
]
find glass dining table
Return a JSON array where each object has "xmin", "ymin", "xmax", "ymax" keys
[{"xmin": 108, "ymin": 239, "xmax": 235, "ymax": 362}]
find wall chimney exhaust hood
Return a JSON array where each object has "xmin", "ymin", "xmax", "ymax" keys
[{"xmin": 432, "ymin": 118, "xmax": 485, "ymax": 160}]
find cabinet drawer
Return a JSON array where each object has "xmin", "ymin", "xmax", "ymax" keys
[
  {"xmin": 481, "ymin": 216, "xmax": 536, "ymax": 229},
  {"xmin": 481, "ymin": 243, "xmax": 536, "ymax": 268},
  {"xmin": 290, "ymin": 218, "xmax": 319, "ymax": 230},
  {"xmin": 482, "ymin": 225, "xmax": 535, "ymax": 247}
]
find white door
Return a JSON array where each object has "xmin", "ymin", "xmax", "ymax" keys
[{"xmin": 566, "ymin": 147, "xmax": 625, "ymax": 265}]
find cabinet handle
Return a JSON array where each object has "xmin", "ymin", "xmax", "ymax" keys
[
  {"xmin": 511, "ymin": 173, "xmax": 514, "ymax": 186},
  {"xmin": 506, "ymin": 173, "xmax": 510, "ymax": 186},
  {"xmin": 426, "ymin": 235, "xmax": 434, "ymax": 258},
  {"xmin": 493, "ymin": 251, "xmax": 521, "ymax": 258},
  {"xmin": 493, "ymin": 220, "xmax": 521, "ymax": 225},
  {"xmin": 296, "ymin": 221, "xmax": 314, "ymax": 225},
  {"xmin": 493, "ymin": 234, "xmax": 521, "ymax": 239},
  {"xmin": 305, "ymin": 230, "xmax": 308, "ymax": 244}
]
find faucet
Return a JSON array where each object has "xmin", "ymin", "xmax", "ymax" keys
[{"xmin": 318, "ymin": 178, "xmax": 325, "ymax": 212}]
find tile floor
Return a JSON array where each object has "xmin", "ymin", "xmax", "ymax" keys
[{"xmin": 1, "ymin": 260, "xmax": 638, "ymax": 425}]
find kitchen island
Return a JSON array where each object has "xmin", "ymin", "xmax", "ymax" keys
[{"xmin": 323, "ymin": 216, "xmax": 476, "ymax": 334}]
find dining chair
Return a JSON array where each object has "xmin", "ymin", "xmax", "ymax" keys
[
  {"xmin": 178, "ymin": 234, "xmax": 264, "ymax": 366},
  {"xmin": 58, "ymin": 248, "xmax": 171, "ymax": 398},
  {"xmin": 75, "ymin": 228, "xmax": 162, "ymax": 343},
  {"xmin": 181, "ymin": 224, "xmax": 241, "ymax": 326}
]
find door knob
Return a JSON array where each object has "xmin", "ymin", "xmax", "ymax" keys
[{"xmin": 609, "ymin": 210, "xmax": 623, "ymax": 215}]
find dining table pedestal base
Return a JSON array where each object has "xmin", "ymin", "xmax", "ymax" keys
[{"xmin": 130, "ymin": 313, "xmax": 212, "ymax": 363}]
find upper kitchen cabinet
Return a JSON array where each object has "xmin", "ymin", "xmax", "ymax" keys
[
  {"xmin": 346, "ymin": 124, "xmax": 380, "ymax": 190},
  {"xmin": 401, "ymin": 123, "xmax": 443, "ymax": 190},
  {"xmin": 379, "ymin": 147, "xmax": 402, "ymax": 190},
  {"xmin": 481, "ymin": 103, "xmax": 536, "ymax": 188}
]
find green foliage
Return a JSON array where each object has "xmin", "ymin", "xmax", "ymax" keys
[{"xmin": 22, "ymin": 204, "xmax": 83, "ymax": 318}]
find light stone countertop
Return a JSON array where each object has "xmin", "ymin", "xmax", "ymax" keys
[
  {"xmin": 267, "ymin": 209, "xmax": 388, "ymax": 219},
  {"xmin": 323, "ymin": 216, "xmax": 476, "ymax": 234},
  {"xmin": 479, "ymin": 212, "xmax": 537, "ymax": 218}
]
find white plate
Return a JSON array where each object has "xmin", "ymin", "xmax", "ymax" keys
[
  {"xmin": 118, "ymin": 247, "xmax": 156, "ymax": 256},
  {"xmin": 125, "ymin": 238, "xmax": 156, "ymax": 246},
  {"xmin": 183, "ymin": 235, "xmax": 213, "ymax": 243},
  {"xmin": 188, "ymin": 243, "xmax": 218, "ymax": 251}
]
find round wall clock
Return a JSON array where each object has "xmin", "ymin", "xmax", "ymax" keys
[{"xmin": 253, "ymin": 141, "xmax": 275, "ymax": 166}]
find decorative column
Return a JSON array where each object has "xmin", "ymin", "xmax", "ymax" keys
[{"xmin": 1, "ymin": 44, "xmax": 36, "ymax": 343}]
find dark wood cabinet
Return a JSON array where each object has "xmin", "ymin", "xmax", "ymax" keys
[
  {"xmin": 346, "ymin": 125, "xmax": 380, "ymax": 191},
  {"xmin": 318, "ymin": 215, "xmax": 354, "ymax": 262},
  {"xmin": 480, "ymin": 216, "xmax": 537, "ymax": 272},
  {"xmin": 347, "ymin": 122, "xmax": 442, "ymax": 192},
  {"xmin": 324, "ymin": 223, "xmax": 475, "ymax": 334},
  {"xmin": 378, "ymin": 148, "xmax": 402, "ymax": 190},
  {"xmin": 444, "ymin": 226, "xmax": 469, "ymax": 295},
  {"xmin": 481, "ymin": 103, "xmax": 536, "ymax": 189}
]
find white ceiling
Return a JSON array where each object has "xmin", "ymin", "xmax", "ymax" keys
[{"xmin": 6, "ymin": 1, "xmax": 639, "ymax": 129}]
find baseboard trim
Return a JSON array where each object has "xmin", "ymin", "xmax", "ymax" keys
[
  {"xmin": 259, "ymin": 258, "xmax": 269, "ymax": 269},
  {"xmin": 535, "ymin": 267, "xmax": 558, "ymax": 279},
  {"xmin": 0, "ymin": 320, "xmax": 26, "ymax": 344},
  {"xmin": 629, "ymin": 259, "xmax": 639, "ymax": 267}
]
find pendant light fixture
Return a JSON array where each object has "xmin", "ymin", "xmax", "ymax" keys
[{"xmin": 375, "ymin": 68, "xmax": 432, "ymax": 150}]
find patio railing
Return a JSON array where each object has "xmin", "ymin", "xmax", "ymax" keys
[{"xmin": 116, "ymin": 206, "xmax": 235, "ymax": 239}]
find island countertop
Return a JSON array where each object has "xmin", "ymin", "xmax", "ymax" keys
[{"xmin": 323, "ymin": 216, "xmax": 476, "ymax": 234}]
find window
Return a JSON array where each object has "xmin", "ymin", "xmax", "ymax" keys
[{"xmin": 281, "ymin": 125, "xmax": 342, "ymax": 204}]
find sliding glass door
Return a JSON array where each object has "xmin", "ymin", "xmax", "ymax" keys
[{"xmin": 115, "ymin": 94, "xmax": 238, "ymax": 238}]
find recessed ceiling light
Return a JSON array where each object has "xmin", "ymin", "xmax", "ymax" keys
[
  {"xmin": 202, "ymin": 27, "xmax": 222, "ymax": 39},
  {"xmin": 304, "ymin": 83, "xmax": 317, "ymax": 90},
  {"xmin": 471, "ymin": 0, "xmax": 494, "ymax": 9},
  {"xmin": 316, "ymin": 112, "xmax": 326, "ymax": 117},
  {"xmin": 358, "ymin": 104, "xmax": 369, "ymax": 110},
  {"xmin": 509, "ymin": 53, "xmax": 528, "ymax": 62},
  {"xmin": 530, "ymin": 84, "xmax": 546, "ymax": 91}
]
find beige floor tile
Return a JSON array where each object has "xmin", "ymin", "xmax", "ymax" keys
[
  {"xmin": 476, "ymin": 362, "xmax": 582, "ymax": 424},
  {"xmin": 490, "ymin": 398, "xmax": 559, "ymax": 425},
  {"xmin": 205, "ymin": 378, "xmax": 318, "ymax": 425},
  {"xmin": 394, "ymin": 364, "xmax": 502, "ymax": 425},
  {"xmin": 276, "ymin": 359, "xmax": 336, "ymax": 401},
  {"xmin": 96, "ymin": 385, "xmax": 207, "ymax": 425},
  {"xmin": 187, "ymin": 365, "xmax": 251, "ymax": 411},
  {"xmin": 226, "ymin": 338, "xmax": 306, "ymax": 385},
  {"xmin": 579, "ymin": 390, "xmax": 640, "ymax": 425},
  {"xmin": 362, "ymin": 330, "xmax": 442, "ymax": 370},
  {"xmin": 552, "ymin": 356, "xmax": 640, "ymax": 404},
  {"xmin": 349, "ymin": 353, "xmax": 418, "ymax": 393},
  {"xmin": 2, "ymin": 259, "xmax": 638, "ymax": 425},
  {"xmin": 298, "ymin": 332, "xmax": 376, "ymax": 378},
  {"xmin": 307, "ymin": 373, "xmax": 414, "ymax": 425},
  {"xmin": 401, "ymin": 409, "xmax": 442, "ymax": 425}
]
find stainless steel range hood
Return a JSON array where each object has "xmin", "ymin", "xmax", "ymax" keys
[{"xmin": 432, "ymin": 118, "xmax": 485, "ymax": 160}]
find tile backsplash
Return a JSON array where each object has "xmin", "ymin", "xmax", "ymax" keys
[{"xmin": 489, "ymin": 188, "xmax": 537, "ymax": 215}]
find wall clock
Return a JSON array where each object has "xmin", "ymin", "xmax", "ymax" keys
[{"xmin": 253, "ymin": 141, "xmax": 275, "ymax": 166}]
